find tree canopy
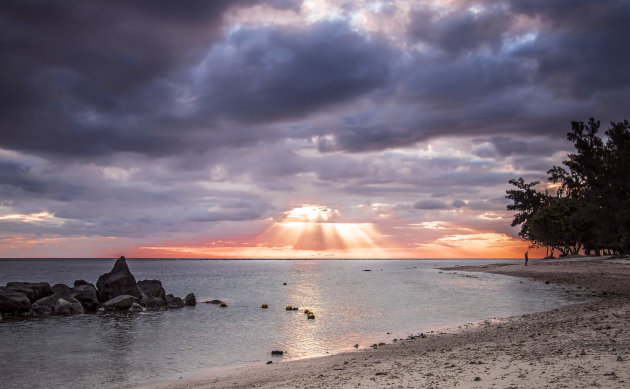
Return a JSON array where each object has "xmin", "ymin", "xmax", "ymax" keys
[{"xmin": 506, "ymin": 118, "xmax": 630, "ymax": 257}]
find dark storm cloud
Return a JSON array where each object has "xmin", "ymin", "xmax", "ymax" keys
[
  {"xmin": 413, "ymin": 199, "xmax": 449, "ymax": 210},
  {"xmin": 0, "ymin": 0, "xmax": 296, "ymax": 158},
  {"xmin": 409, "ymin": 4, "xmax": 513, "ymax": 56},
  {"xmin": 328, "ymin": 0, "xmax": 630, "ymax": 153},
  {"xmin": 196, "ymin": 21, "xmax": 395, "ymax": 123}
]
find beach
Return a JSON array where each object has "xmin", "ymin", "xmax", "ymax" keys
[{"xmin": 148, "ymin": 257, "xmax": 630, "ymax": 389}]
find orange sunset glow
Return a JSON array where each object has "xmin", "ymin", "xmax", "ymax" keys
[{"xmin": 124, "ymin": 205, "xmax": 533, "ymax": 259}]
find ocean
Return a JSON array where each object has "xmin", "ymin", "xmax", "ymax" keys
[{"xmin": 0, "ymin": 258, "xmax": 590, "ymax": 388}]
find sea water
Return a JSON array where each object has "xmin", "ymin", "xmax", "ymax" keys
[{"xmin": 0, "ymin": 258, "xmax": 589, "ymax": 388}]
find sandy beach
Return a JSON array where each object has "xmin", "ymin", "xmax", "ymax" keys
[{"xmin": 145, "ymin": 257, "xmax": 630, "ymax": 389}]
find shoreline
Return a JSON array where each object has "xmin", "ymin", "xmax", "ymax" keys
[{"xmin": 138, "ymin": 256, "xmax": 630, "ymax": 389}]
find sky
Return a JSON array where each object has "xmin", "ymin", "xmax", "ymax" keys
[{"xmin": 1, "ymin": 0, "xmax": 629, "ymax": 259}]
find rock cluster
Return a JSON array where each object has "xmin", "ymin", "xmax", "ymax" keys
[{"xmin": 0, "ymin": 256, "xmax": 196, "ymax": 318}]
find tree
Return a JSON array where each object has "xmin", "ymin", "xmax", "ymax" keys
[
  {"xmin": 506, "ymin": 118, "xmax": 630, "ymax": 256},
  {"xmin": 505, "ymin": 178, "xmax": 547, "ymax": 242}
]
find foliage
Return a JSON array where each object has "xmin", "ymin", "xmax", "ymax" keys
[{"xmin": 506, "ymin": 118, "xmax": 630, "ymax": 256}]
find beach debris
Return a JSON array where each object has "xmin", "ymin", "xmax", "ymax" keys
[
  {"xmin": 286, "ymin": 305, "xmax": 293, "ymax": 310},
  {"xmin": 308, "ymin": 313, "xmax": 315, "ymax": 319},
  {"xmin": 271, "ymin": 350, "xmax": 284, "ymax": 356},
  {"xmin": 375, "ymin": 372, "xmax": 387, "ymax": 376},
  {"xmin": 266, "ymin": 360, "xmax": 272, "ymax": 364},
  {"xmin": 220, "ymin": 302, "xmax": 227, "ymax": 307},
  {"xmin": 354, "ymin": 344, "xmax": 359, "ymax": 348},
  {"xmin": 292, "ymin": 307, "xmax": 298, "ymax": 310},
  {"xmin": 261, "ymin": 304, "xmax": 268, "ymax": 308},
  {"xmin": 473, "ymin": 376, "xmax": 482, "ymax": 381},
  {"xmin": 283, "ymin": 282, "xmax": 287, "ymax": 285},
  {"xmin": 363, "ymin": 269, "xmax": 371, "ymax": 272}
]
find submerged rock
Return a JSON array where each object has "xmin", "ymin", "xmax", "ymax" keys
[{"xmin": 96, "ymin": 256, "xmax": 142, "ymax": 302}]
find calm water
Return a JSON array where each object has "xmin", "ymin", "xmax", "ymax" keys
[{"xmin": 0, "ymin": 258, "xmax": 589, "ymax": 388}]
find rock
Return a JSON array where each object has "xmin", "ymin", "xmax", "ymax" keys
[
  {"xmin": 74, "ymin": 280, "xmax": 89, "ymax": 287},
  {"xmin": 96, "ymin": 256, "xmax": 142, "ymax": 302},
  {"xmin": 5, "ymin": 282, "xmax": 52, "ymax": 303},
  {"xmin": 206, "ymin": 299, "xmax": 224, "ymax": 305},
  {"xmin": 167, "ymin": 297, "xmax": 185, "ymax": 309},
  {"xmin": 137, "ymin": 280, "xmax": 166, "ymax": 299},
  {"xmin": 30, "ymin": 304, "xmax": 52, "ymax": 317},
  {"xmin": 220, "ymin": 302, "xmax": 227, "ymax": 307},
  {"xmin": 0, "ymin": 287, "xmax": 32, "ymax": 313},
  {"xmin": 128, "ymin": 302, "xmax": 144, "ymax": 312},
  {"xmin": 51, "ymin": 283, "xmax": 73, "ymax": 296},
  {"xmin": 102, "ymin": 295, "xmax": 139, "ymax": 311},
  {"xmin": 307, "ymin": 313, "xmax": 315, "ymax": 319},
  {"xmin": 271, "ymin": 350, "xmax": 284, "ymax": 355},
  {"xmin": 71, "ymin": 284, "xmax": 99, "ymax": 312},
  {"xmin": 32, "ymin": 294, "xmax": 84, "ymax": 315},
  {"xmin": 261, "ymin": 304, "xmax": 268, "ymax": 309},
  {"xmin": 183, "ymin": 293, "xmax": 196, "ymax": 306},
  {"xmin": 146, "ymin": 297, "xmax": 167, "ymax": 311},
  {"xmin": 286, "ymin": 306, "xmax": 293, "ymax": 310}
]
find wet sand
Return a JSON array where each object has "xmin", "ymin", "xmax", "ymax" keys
[{"xmin": 145, "ymin": 257, "xmax": 630, "ymax": 389}]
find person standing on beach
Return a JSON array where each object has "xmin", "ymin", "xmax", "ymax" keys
[{"xmin": 524, "ymin": 251, "xmax": 529, "ymax": 266}]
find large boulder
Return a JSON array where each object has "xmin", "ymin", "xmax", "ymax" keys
[
  {"xmin": 137, "ymin": 280, "xmax": 165, "ymax": 299},
  {"xmin": 184, "ymin": 293, "xmax": 196, "ymax": 306},
  {"xmin": 102, "ymin": 295, "xmax": 139, "ymax": 311},
  {"xmin": 32, "ymin": 294, "xmax": 84, "ymax": 315},
  {"xmin": 0, "ymin": 287, "xmax": 32, "ymax": 313},
  {"xmin": 71, "ymin": 284, "xmax": 99, "ymax": 312},
  {"xmin": 5, "ymin": 282, "xmax": 52, "ymax": 302},
  {"xmin": 96, "ymin": 256, "xmax": 142, "ymax": 302}
]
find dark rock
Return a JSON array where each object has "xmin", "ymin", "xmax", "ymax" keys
[
  {"xmin": 0, "ymin": 287, "xmax": 32, "ymax": 313},
  {"xmin": 137, "ymin": 279, "xmax": 165, "ymax": 299},
  {"xmin": 102, "ymin": 295, "xmax": 139, "ymax": 311},
  {"xmin": 52, "ymin": 283, "xmax": 73, "ymax": 296},
  {"xmin": 128, "ymin": 302, "xmax": 144, "ymax": 312},
  {"xmin": 184, "ymin": 293, "xmax": 196, "ymax": 306},
  {"xmin": 6, "ymin": 282, "xmax": 52, "ymax": 302},
  {"xmin": 271, "ymin": 350, "xmax": 284, "ymax": 355},
  {"xmin": 205, "ymin": 299, "xmax": 224, "ymax": 305},
  {"xmin": 146, "ymin": 297, "xmax": 167, "ymax": 311},
  {"xmin": 71, "ymin": 284, "xmax": 99, "ymax": 312},
  {"xmin": 167, "ymin": 296, "xmax": 185, "ymax": 309},
  {"xmin": 74, "ymin": 280, "xmax": 89, "ymax": 287},
  {"xmin": 32, "ymin": 294, "xmax": 84, "ymax": 315},
  {"xmin": 96, "ymin": 256, "xmax": 142, "ymax": 302},
  {"xmin": 30, "ymin": 304, "xmax": 52, "ymax": 317}
]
